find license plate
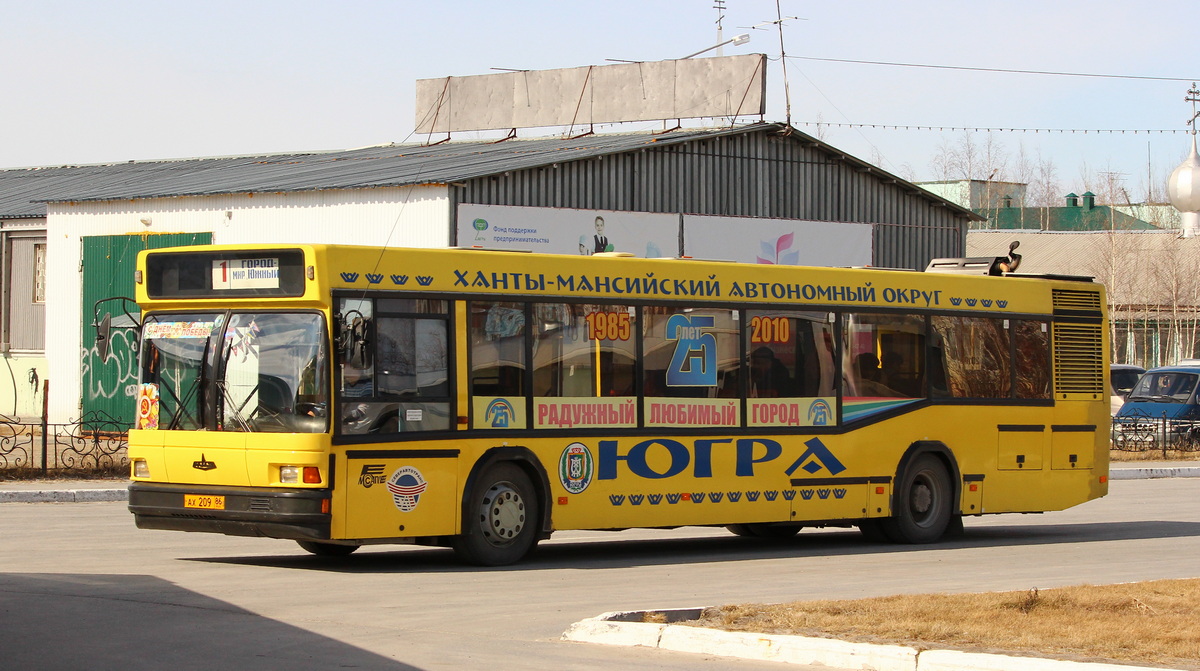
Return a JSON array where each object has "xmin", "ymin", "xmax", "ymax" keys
[{"xmin": 183, "ymin": 494, "xmax": 225, "ymax": 510}]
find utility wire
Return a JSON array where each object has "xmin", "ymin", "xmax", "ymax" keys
[
  {"xmin": 787, "ymin": 55, "xmax": 1200, "ymax": 83},
  {"xmin": 795, "ymin": 121, "xmax": 1193, "ymax": 135}
]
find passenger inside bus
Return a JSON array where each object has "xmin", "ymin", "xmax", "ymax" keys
[{"xmin": 749, "ymin": 347, "xmax": 794, "ymax": 398}]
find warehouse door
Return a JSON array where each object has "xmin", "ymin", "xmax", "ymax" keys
[{"xmin": 81, "ymin": 233, "xmax": 212, "ymax": 426}]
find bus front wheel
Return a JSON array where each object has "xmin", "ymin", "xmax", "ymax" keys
[
  {"xmin": 880, "ymin": 454, "xmax": 952, "ymax": 544},
  {"xmin": 452, "ymin": 462, "xmax": 539, "ymax": 566}
]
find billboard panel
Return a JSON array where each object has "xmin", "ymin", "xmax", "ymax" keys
[
  {"xmin": 683, "ymin": 215, "xmax": 873, "ymax": 267},
  {"xmin": 418, "ymin": 54, "xmax": 766, "ymax": 133}
]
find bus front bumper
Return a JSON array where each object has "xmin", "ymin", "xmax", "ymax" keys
[{"xmin": 128, "ymin": 482, "xmax": 331, "ymax": 541}]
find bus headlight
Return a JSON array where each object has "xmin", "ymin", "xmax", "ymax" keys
[
  {"xmin": 280, "ymin": 465, "xmax": 322, "ymax": 484},
  {"xmin": 133, "ymin": 460, "xmax": 150, "ymax": 478}
]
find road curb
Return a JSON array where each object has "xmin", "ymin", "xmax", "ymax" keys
[
  {"xmin": 562, "ymin": 609, "xmax": 1173, "ymax": 671},
  {"xmin": 0, "ymin": 488, "xmax": 127, "ymax": 503},
  {"xmin": 1108, "ymin": 466, "xmax": 1200, "ymax": 480}
]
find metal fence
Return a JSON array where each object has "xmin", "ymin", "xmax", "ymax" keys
[
  {"xmin": 0, "ymin": 411, "xmax": 128, "ymax": 474},
  {"xmin": 4, "ymin": 408, "xmax": 1191, "ymax": 472},
  {"xmin": 1112, "ymin": 412, "xmax": 1200, "ymax": 455}
]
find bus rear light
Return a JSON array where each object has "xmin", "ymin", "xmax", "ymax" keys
[
  {"xmin": 321, "ymin": 498, "xmax": 331, "ymax": 514},
  {"xmin": 303, "ymin": 467, "xmax": 322, "ymax": 484}
]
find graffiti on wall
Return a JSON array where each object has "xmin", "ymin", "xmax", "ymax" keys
[{"xmin": 81, "ymin": 327, "xmax": 139, "ymax": 422}]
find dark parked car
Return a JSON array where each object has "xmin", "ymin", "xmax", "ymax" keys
[{"xmin": 1109, "ymin": 363, "xmax": 1145, "ymax": 415}]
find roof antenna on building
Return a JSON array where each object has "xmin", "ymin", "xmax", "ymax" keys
[
  {"xmin": 775, "ymin": 1, "xmax": 792, "ymax": 127},
  {"xmin": 713, "ymin": 0, "xmax": 726, "ymax": 55},
  {"xmin": 745, "ymin": 5, "xmax": 801, "ymax": 127}
]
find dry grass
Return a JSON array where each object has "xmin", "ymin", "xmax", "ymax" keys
[{"xmin": 692, "ymin": 579, "xmax": 1200, "ymax": 669}]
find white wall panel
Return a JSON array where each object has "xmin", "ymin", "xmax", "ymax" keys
[{"xmin": 46, "ymin": 185, "xmax": 450, "ymax": 422}]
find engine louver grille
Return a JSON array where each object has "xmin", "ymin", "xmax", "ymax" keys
[
  {"xmin": 1052, "ymin": 288, "xmax": 1103, "ymax": 312},
  {"xmin": 1052, "ymin": 289, "xmax": 1104, "ymax": 396}
]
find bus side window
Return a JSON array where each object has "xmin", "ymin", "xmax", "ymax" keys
[
  {"xmin": 930, "ymin": 315, "xmax": 1011, "ymax": 399},
  {"xmin": 532, "ymin": 303, "xmax": 636, "ymax": 399},
  {"xmin": 642, "ymin": 306, "xmax": 737, "ymax": 399},
  {"xmin": 469, "ymin": 301, "xmax": 527, "ymax": 398},
  {"xmin": 841, "ymin": 313, "xmax": 927, "ymax": 399},
  {"xmin": 1014, "ymin": 320, "xmax": 1050, "ymax": 399},
  {"xmin": 741, "ymin": 311, "xmax": 836, "ymax": 400}
]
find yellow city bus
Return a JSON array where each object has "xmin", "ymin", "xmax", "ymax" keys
[{"xmin": 126, "ymin": 243, "xmax": 1109, "ymax": 565}]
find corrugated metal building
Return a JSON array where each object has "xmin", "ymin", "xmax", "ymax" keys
[{"xmin": 2, "ymin": 122, "xmax": 979, "ymax": 423}]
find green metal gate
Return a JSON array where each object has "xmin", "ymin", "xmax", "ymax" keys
[{"xmin": 81, "ymin": 233, "xmax": 212, "ymax": 426}]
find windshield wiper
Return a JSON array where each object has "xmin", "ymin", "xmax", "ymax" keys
[
  {"xmin": 216, "ymin": 380, "xmax": 254, "ymax": 431},
  {"xmin": 167, "ymin": 335, "xmax": 212, "ymax": 430}
]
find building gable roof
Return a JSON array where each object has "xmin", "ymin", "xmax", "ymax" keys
[{"xmin": 1, "ymin": 123, "xmax": 976, "ymax": 219}]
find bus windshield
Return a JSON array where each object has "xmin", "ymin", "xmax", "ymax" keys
[{"xmin": 139, "ymin": 311, "xmax": 328, "ymax": 433}]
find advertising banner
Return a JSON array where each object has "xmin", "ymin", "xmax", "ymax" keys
[{"xmin": 683, "ymin": 215, "xmax": 873, "ymax": 267}]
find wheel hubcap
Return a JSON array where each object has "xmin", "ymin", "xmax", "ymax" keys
[
  {"xmin": 480, "ymin": 482, "xmax": 526, "ymax": 546},
  {"xmin": 910, "ymin": 474, "xmax": 936, "ymax": 525}
]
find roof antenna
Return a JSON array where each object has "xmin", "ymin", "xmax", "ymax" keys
[
  {"xmin": 745, "ymin": 6, "xmax": 801, "ymax": 127},
  {"xmin": 775, "ymin": 1, "xmax": 792, "ymax": 126},
  {"xmin": 713, "ymin": 0, "xmax": 726, "ymax": 55}
]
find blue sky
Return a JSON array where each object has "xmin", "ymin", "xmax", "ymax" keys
[{"xmin": 3, "ymin": 0, "xmax": 1198, "ymax": 200}]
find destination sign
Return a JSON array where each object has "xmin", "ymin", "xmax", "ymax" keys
[{"xmin": 212, "ymin": 258, "xmax": 280, "ymax": 290}]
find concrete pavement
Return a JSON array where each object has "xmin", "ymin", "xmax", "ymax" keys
[
  {"xmin": 558, "ymin": 462, "xmax": 1200, "ymax": 671},
  {"xmin": 4, "ymin": 463, "xmax": 1197, "ymax": 670}
]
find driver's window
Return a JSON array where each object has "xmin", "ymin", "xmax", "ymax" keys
[
  {"xmin": 337, "ymin": 297, "xmax": 452, "ymax": 436},
  {"xmin": 338, "ymin": 299, "xmax": 374, "ymax": 399}
]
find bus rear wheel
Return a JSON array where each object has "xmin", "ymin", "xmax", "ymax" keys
[
  {"xmin": 452, "ymin": 462, "xmax": 539, "ymax": 566},
  {"xmin": 725, "ymin": 523, "xmax": 803, "ymax": 538},
  {"xmin": 296, "ymin": 540, "xmax": 359, "ymax": 557},
  {"xmin": 880, "ymin": 454, "xmax": 953, "ymax": 544}
]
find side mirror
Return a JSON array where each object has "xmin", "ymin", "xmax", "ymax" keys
[
  {"xmin": 336, "ymin": 310, "xmax": 372, "ymax": 369},
  {"xmin": 96, "ymin": 313, "xmax": 112, "ymax": 360},
  {"xmin": 92, "ymin": 296, "xmax": 141, "ymax": 359}
]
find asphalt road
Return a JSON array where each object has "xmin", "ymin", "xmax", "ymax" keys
[{"xmin": 2, "ymin": 478, "xmax": 1198, "ymax": 670}]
